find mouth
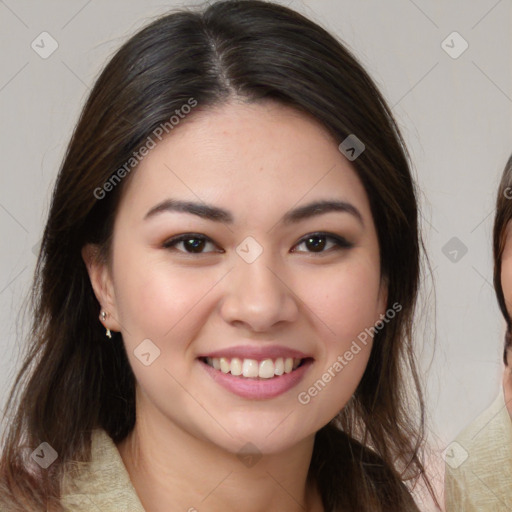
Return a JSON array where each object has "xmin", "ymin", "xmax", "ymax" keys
[
  {"xmin": 198, "ymin": 356, "xmax": 312, "ymax": 379},
  {"xmin": 197, "ymin": 352, "xmax": 314, "ymax": 399}
]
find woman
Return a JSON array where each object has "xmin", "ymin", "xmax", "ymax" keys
[
  {"xmin": 0, "ymin": 1, "xmax": 439, "ymax": 510},
  {"xmin": 444, "ymin": 154, "xmax": 512, "ymax": 511}
]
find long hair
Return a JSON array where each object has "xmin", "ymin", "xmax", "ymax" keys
[
  {"xmin": 0, "ymin": 1, "xmax": 439, "ymax": 510},
  {"xmin": 493, "ymin": 154, "xmax": 512, "ymax": 365}
]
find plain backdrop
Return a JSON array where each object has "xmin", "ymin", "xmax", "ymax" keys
[{"xmin": 0, "ymin": 0, "xmax": 511, "ymax": 506}]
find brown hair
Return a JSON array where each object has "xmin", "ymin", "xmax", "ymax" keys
[
  {"xmin": 0, "ymin": 1, "xmax": 439, "ymax": 510},
  {"xmin": 493, "ymin": 154, "xmax": 512, "ymax": 365}
]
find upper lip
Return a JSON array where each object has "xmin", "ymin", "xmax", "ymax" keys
[{"xmin": 198, "ymin": 345, "xmax": 312, "ymax": 361}]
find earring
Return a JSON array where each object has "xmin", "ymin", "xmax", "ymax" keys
[{"xmin": 100, "ymin": 310, "xmax": 112, "ymax": 339}]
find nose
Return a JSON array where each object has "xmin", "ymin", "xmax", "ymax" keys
[{"xmin": 220, "ymin": 253, "xmax": 300, "ymax": 333}]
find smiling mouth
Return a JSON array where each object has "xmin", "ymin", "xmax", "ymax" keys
[{"xmin": 199, "ymin": 356, "xmax": 311, "ymax": 379}]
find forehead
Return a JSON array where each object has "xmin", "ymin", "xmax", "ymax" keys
[{"xmin": 116, "ymin": 100, "xmax": 372, "ymax": 225}]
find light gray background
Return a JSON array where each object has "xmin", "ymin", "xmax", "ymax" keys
[{"xmin": 0, "ymin": 0, "xmax": 511, "ymax": 505}]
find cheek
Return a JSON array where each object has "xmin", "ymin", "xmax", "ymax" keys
[
  {"xmin": 299, "ymin": 255, "xmax": 383, "ymax": 343},
  {"xmin": 502, "ymin": 257, "xmax": 512, "ymax": 314},
  {"xmin": 112, "ymin": 249, "xmax": 223, "ymax": 349},
  {"xmin": 110, "ymin": 254, "xmax": 221, "ymax": 406},
  {"xmin": 292, "ymin": 256, "xmax": 381, "ymax": 412},
  {"xmin": 297, "ymin": 344, "xmax": 371, "ymax": 418}
]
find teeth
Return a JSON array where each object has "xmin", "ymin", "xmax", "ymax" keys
[
  {"xmin": 274, "ymin": 357, "xmax": 284, "ymax": 375},
  {"xmin": 230, "ymin": 357, "xmax": 242, "ymax": 376},
  {"xmin": 242, "ymin": 359, "xmax": 259, "ymax": 378},
  {"xmin": 259, "ymin": 359, "xmax": 275, "ymax": 379},
  {"xmin": 205, "ymin": 356, "xmax": 302, "ymax": 378},
  {"xmin": 220, "ymin": 357, "xmax": 230, "ymax": 374}
]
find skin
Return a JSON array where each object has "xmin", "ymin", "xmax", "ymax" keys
[
  {"xmin": 503, "ymin": 355, "xmax": 512, "ymax": 419},
  {"xmin": 500, "ymin": 220, "xmax": 512, "ymax": 418},
  {"xmin": 83, "ymin": 100, "xmax": 387, "ymax": 512}
]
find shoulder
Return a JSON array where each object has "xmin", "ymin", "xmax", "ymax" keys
[
  {"xmin": 60, "ymin": 429, "xmax": 145, "ymax": 512},
  {"xmin": 444, "ymin": 388, "xmax": 512, "ymax": 511}
]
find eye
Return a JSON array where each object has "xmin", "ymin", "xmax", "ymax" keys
[
  {"xmin": 292, "ymin": 232, "xmax": 353, "ymax": 254},
  {"xmin": 162, "ymin": 234, "xmax": 221, "ymax": 254},
  {"xmin": 162, "ymin": 232, "xmax": 353, "ymax": 256}
]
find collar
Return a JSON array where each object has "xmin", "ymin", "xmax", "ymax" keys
[{"xmin": 60, "ymin": 429, "xmax": 146, "ymax": 511}]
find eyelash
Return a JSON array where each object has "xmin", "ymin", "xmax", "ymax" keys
[{"xmin": 162, "ymin": 232, "xmax": 353, "ymax": 256}]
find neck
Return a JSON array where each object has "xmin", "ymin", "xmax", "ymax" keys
[{"xmin": 116, "ymin": 392, "xmax": 323, "ymax": 512}]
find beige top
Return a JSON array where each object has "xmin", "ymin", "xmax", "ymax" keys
[
  {"xmin": 60, "ymin": 429, "xmax": 145, "ymax": 511},
  {"xmin": 444, "ymin": 387, "xmax": 512, "ymax": 511}
]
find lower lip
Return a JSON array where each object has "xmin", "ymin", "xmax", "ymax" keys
[{"xmin": 198, "ymin": 359, "xmax": 313, "ymax": 400}]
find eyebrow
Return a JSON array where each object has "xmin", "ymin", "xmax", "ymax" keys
[{"xmin": 144, "ymin": 198, "xmax": 364, "ymax": 226}]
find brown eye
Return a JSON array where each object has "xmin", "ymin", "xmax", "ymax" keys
[
  {"xmin": 293, "ymin": 232, "xmax": 353, "ymax": 254},
  {"xmin": 163, "ymin": 234, "xmax": 220, "ymax": 254}
]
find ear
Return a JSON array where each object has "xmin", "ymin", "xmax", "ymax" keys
[{"xmin": 81, "ymin": 244, "xmax": 121, "ymax": 332}]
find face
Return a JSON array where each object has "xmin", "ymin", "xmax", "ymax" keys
[
  {"xmin": 504, "ymin": 353, "xmax": 512, "ymax": 420},
  {"xmin": 501, "ymin": 220, "xmax": 512, "ymax": 417},
  {"xmin": 84, "ymin": 101, "xmax": 387, "ymax": 454},
  {"xmin": 501, "ymin": 220, "xmax": 512, "ymax": 319}
]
